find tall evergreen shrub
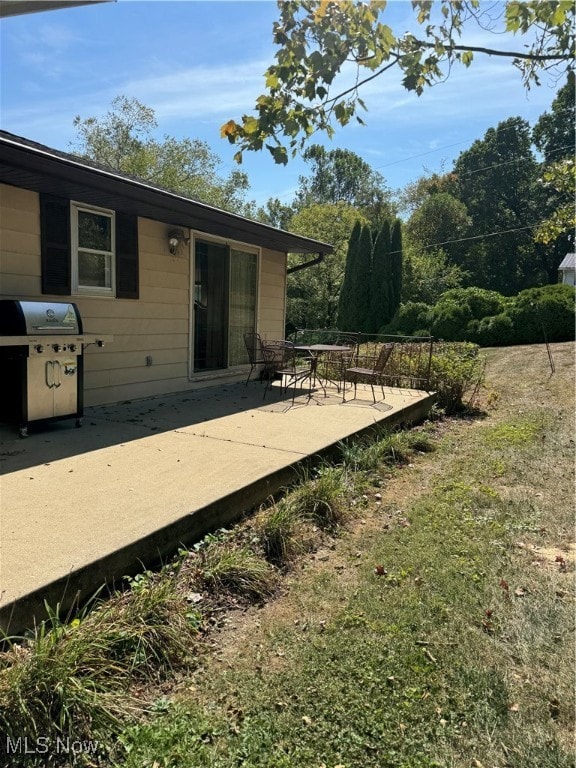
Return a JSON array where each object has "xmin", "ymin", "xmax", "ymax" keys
[
  {"xmin": 351, "ymin": 226, "xmax": 374, "ymax": 332},
  {"xmin": 389, "ymin": 219, "xmax": 403, "ymax": 318},
  {"xmin": 370, "ymin": 220, "xmax": 391, "ymax": 332},
  {"xmin": 337, "ymin": 220, "xmax": 362, "ymax": 331},
  {"xmin": 339, "ymin": 219, "xmax": 405, "ymax": 334}
]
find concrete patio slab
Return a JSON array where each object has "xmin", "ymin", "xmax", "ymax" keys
[{"xmin": 0, "ymin": 381, "xmax": 434, "ymax": 633}]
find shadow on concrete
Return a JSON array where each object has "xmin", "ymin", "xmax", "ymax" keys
[{"xmin": 0, "ymin": 381, "xmax": 300, "ymax": 474}]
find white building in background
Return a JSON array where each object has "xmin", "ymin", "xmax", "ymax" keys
[{"xmin": 558, "ymin": 253, "xmax": 575, "ymax": 286}]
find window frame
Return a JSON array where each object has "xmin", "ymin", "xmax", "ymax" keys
[{"xmin": 70, "ymin": 201, "xmax": 116, "ymax": 297}]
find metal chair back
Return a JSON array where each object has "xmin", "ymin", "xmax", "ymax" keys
[
  {"xmin": 374, "ymin": 342, "xmax": 395, "ymax": 373},
  {"xmin": 243, "ymin": 332, "xmax": 268, "ymax": 385}
]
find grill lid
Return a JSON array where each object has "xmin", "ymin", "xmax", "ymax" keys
[{"xmin": 0, "ymin": 300, "xmax": 82, "ymax": 335}]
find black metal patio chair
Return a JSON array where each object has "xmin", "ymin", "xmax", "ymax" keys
[
  {"xmin": 343, "ymin": 342, "xmax": 395, "ymax": 403},
  {"xmin": 263, "ymin": 340, "xmax": 314, "ymax": 402},
  {"xmin": 243, "ymin": 332, "xmax": 273, "ymax": 385}
]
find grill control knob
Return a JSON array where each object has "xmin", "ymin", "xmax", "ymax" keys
[
  {"xmin": 35, "ymin": 344, "xmax": 44, "ymax": 353},
  {"xmin": 69, "ymin": 344, "xmax": 77, "ymax": 352},
  {"xmin": 52, "ymin": 344, "xmax": 63, "ymax": 353}
]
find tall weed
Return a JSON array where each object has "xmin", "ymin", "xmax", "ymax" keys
[
  {"xmin": 290, "ymin": 465, "xmax": 349, "ymax": 528},
  {"xmin": 196, "ymin": 541, "xmax": 278, "ymax": 602},
  {"xmin": 0, "ymin": 576, "xmax": 199, "ymax": 765},
  {"xmin": 253, "ymin": 499, "xmax": 315, "ymax": 566}
]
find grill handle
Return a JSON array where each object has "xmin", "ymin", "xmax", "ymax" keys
[
  {"xmin": 54, "ymin": 360, "xmax": 62, "ymax": 388},
  {"xmin": 45, "ymin": 360, "xmax": 54, "ymax": 389},
  {"xmin": 33, "ymin": 325, "xmax": 76, "ymax": 331}
]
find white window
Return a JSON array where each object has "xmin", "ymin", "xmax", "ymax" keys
[{"xmin": 71, "ymin": 203, "xmax": 115, "ymax": 295}]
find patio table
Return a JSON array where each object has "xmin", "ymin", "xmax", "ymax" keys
[{"xmin": 293, "ymin": 344, "xmax": 353, "ymax": 396}]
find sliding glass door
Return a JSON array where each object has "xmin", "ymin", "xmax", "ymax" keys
[
  {"xmin": 229, "ymin": 249, "xmax": 258, "ymax": 366},
  {"xmin": 193, "ymin": 240, "xmax": 229, "ymax": 372},
  {"xmin": 193, "ymin": 239, "xmax": 257, "ymax": 372}
]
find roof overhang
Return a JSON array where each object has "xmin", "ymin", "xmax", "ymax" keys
[
  {"xmin": 0, "ymin": 132, "xmax": 333, "ymax": 257},
  {"xmin": 558, "ymin": 253, "xmax": 575, "ymax": 270},
  {"xmin": 0, "ymin": 1, "xmax": 112, "ymax": 18}
]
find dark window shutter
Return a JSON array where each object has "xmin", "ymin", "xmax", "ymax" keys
[
  {"xmin": 115, "ymin": 212, "xmax": 139, "ymax": 299},
  {"xmin": 40, "ymin": 194, "xmax": 70, "ymax": 295}
]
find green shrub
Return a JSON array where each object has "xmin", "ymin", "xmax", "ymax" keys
[
  {"xmin": 414, "ymin": 284, "xmax": 574, "ymax": 346},
  {"xmin": 428, "ymin": 342, "xmax": 485, "ymax": 414},
  {"xmin": 441, "ymin": 287, "xmax": 508, "ymax": 319},
  {"xmin": 387, "ymin": 301, "xmax": 431, "ymax": 335},
  {"xmin": 470, "ymin": 313, "xmax": 515, "ymax": 346},
  {"xmin": 430, "ymin": 301, "xmax": 473, "ymax": 341},
  {"xmin": 508, "ymin": 284, "xmax": 575, "ymax": 344}
]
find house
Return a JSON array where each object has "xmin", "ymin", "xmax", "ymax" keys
[
  {"xmin": 0, "ymin": 130, "xmax": 332, "ymax": 406},
  {"xmin": 558, "ymin": 253, "xmax": 575, "ymax": 287}
]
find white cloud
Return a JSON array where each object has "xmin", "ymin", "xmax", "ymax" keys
[
  {"xmin": 121, "ymin": 58, "xmax": 270, "ymax": 121},
  {"xmin": 13, "ymin": 20, "xmax": 82, "ymax": 51},
  {"xmin": 1, "ymin": 55, "xmax": 271, "ymax": 146},
  {"xmin": 36, "ymin": 22, "xmax": 81, "ymax": 49},
  {"xmin": 7, "ymin": 20, "xmax": 85, "ymax": 74}
]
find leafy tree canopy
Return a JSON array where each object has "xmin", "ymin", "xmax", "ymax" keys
[
  {"xmin": 397, "ymin": 169, "xmax": 459, "ymax": 217},
  {"xmin": 221, "ymin": 0, "xmax": 575, "ymax": 163},
  {"xmin": 532, "ymin": 71, "xmax": 575, "ymax": 163},
  {"xmin": 255, "ymin": 197, "xmax": 296, "ymax": 229},
  {"xmin": 452, "ymin": 116, "xmax": 540, "ymax": 291},
  {"xmin": 73, "ymin": 96, "xmax": 253, "ymax": 214},
  {"xmin": 532, "ymin": 73, "xmax": 575, "ymax": 250},
  {"xmin": 402, "ymin": 247, "xmax": 467, "ymax": 305},
  {"xmin": 294, "ymin": 144, "xmax": 395, "ymax": 225},
  {"xmin": 287, "ymin": 203, "xmax": 369, "ymax": 329},
  {"xmin": 405, "ymin": 191, "xmax": 471, "ymax": 265},
  {"xmin": 534, "ymin": 158, "xmax": 576, "ymax": 244}
]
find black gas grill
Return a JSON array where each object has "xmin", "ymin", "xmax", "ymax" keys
[{"xmin": 0, "ymin": 300, "xmax": 108, "ymax": 437}]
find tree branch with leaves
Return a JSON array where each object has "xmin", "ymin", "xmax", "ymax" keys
[{"xmin": 221, "ymin": 0, "xmax": 575, "ymax": 164}]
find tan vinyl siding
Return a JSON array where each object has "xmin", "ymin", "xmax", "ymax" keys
[
  {"xmin": 259, "ymin": 247, "xmax": 286, "ymax": 341},
  {"xmin": 0, "ymin": 185, "xmax": 291, "ymax": 406},
  {"xmin": 0, "ymin": 185, "xmax": 41, "ymax": 295},
  {"xmin": 80, "ymin": 217, "xmax": 191, "ymax": 404},
  {"xmin": 1, "ymin": 274, "xmax": 42, "ymax": 295}
]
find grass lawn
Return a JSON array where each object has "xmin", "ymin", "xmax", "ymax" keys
[
  {"xmin": 1, "ymin": 342, "xmax": 573, "ymax": 768},
  {"xmin": 116, "ymin": 342, "xmax": 574, "ymax": 768}
]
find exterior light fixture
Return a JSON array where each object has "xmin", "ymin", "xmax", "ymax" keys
[{"xmin": 168, "ymin": 229, "xmax": 189, "ymax": 256}]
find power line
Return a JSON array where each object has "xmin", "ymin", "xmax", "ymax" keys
[
  {"xmin": 371, "ymin": 105, "xmax": 575, "ymax": 176},
  {"xmin": 373, "ymin": 139, "xmax": 473, "ymax": 170},
  {"xmin": 250, "ymin": 105, "xmax": 574, "ymax": 206},
  {"xmin": 251, "ymin": 139, "xmax": 573, "ymax": 207},
  {"xmin": 389, "ymin": 223, "xmax": 539, "ymax": 255},
  {"xmin": 454, "ymin": 143, "xmax": 574, "ymax": 179}
]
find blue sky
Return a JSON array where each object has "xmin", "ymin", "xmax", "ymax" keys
[{"xmin": 0, "ymin": 0, "xmax": 564, "ymax": 210}]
